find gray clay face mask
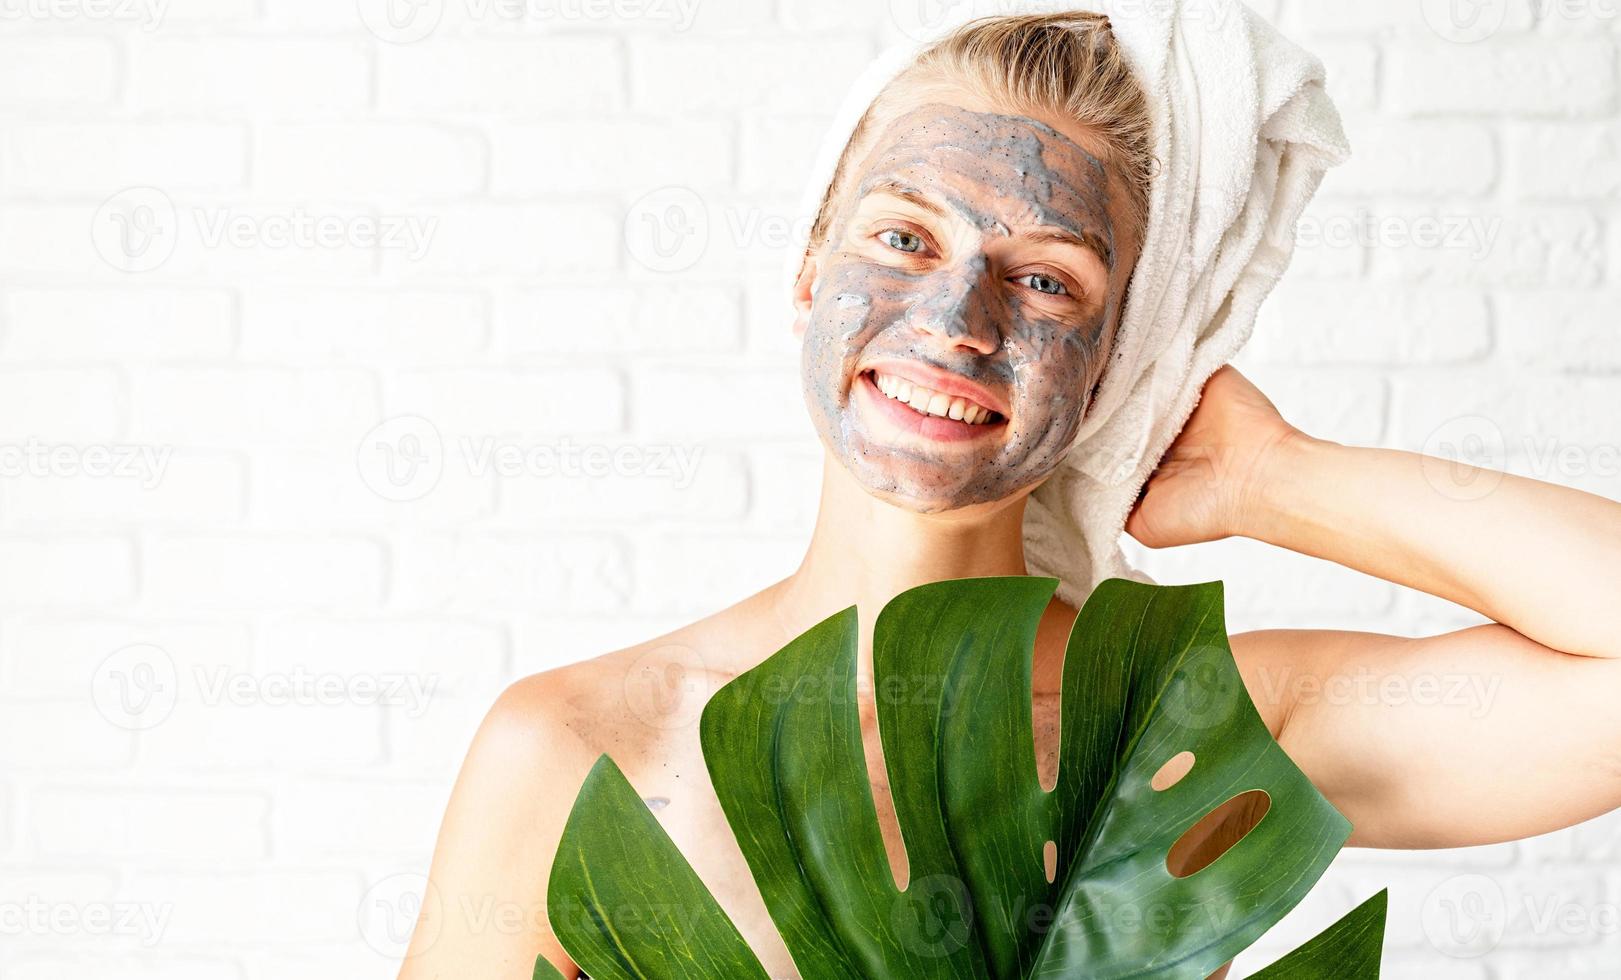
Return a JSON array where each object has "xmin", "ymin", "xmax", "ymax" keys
[{"xmin": 800, "ymin": 101, "xmax": 1134, "ymax": 512}]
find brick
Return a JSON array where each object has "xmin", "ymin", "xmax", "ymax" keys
[
  {"xmin": 1248, "ymin": 284, "xmax": 1491, "ymax": 365},
  {"xmin": 2, "ymin": 290, "xmax": 233, "ymax": 361},
  {"xmin": 31, "ymin": 789, "xmax": 268, "ymax": 862},
  {"xmin": 158, "ymin": 199, "xmax": 392, "ymax": 281},
  {"xmin": 0, "ymin": 38, "xmax": 118, "ymax": 107},
  {"xmin": 130, "ymin": 38, "xmax": 370, "ymax": 112},
  {"xmin": 1496, "ymin": 290, "xmax": 1621, "ymax": 372},
  {"xmin": 0, "ymin": 451, "xmax": 246, "ymax": 530},
  {"xmin": 628, "ymin": 36, "xmax": 874, "ymax": 114},
  {"xmin": 0, "ymin": 536, "xmax": 134, "ymax": 607},
  {"xmin": 1387, "ymin": 39, "xmax": 1615, "ymax": 116},
  {"xmin": 273, "ymin": 779, "xmax": 445, "ymax": 856},
  {"xmin": 1392, "ymin": 374, "xmax": 1621, "ymax": 453},
  {"xmin": 630, "ymin": 532, "xmax": 801, "ymax": 616},
  {"xmin": 739, "ymin": 113, "xmax": 837, "ymax": 196},
  {"xmin": 140, "ymin": 684, "xmax": 386, "ymax": 770},
  {"xmin": 0, "ymin": 369, "xmax": 125, "ymax": 443},
  {"xmin": 256, "ymin": 124, "xmax": 487, "ymax": 197},
  {"xmin": 7, "ymin": 956, "xmax": 245, "ymax": 980},
  {"xmin": 143, "ymin": 535, "xmax": 385, "ymax": 609},
  {"xmin": 442, "ymin": 533, "xmax": 631, "ymax": 612},
  {"xmin": 744, "ymin": 443, "xmax": 820, "ymax": 531},
  {"xmin": 121, "ymin": 871, "xmax": 362, "ymax": 944},
  {"xmin": 254, "ymin": 447, "xmax": 494, "ymax": 527},
  {"xmin": 380, "ymin": 38, "xmax": 623, "ymax": 114},
  {"xmin": 496, "ymin": 444, "xmax": 748, "ymax": 525},
  {"xmin": 129, "ymin": 369, "xmax": 379, "ymax": 449},
  {"xmin": 0, "ymin": 203, "xmax": 123, "ymax": 278},
  {"xmin": 257, "ymin": 619, "xmax": 506, "ymax": 696},
  {"xmin": 0, "ymin": 700, "xmax": 135, "ymax": 769},
  {"xmin": 1312, "ymin": 40, "xmax": 1379, "ymax": 113},
  {"xmin": 1284, "ymin": 0, "xmax": 1533, "ymax": 37},
  {"xmin": 1505, "ymin": 121, "xmax": 1621, "ymax": 199},
  {"xmin": 0, "ymin": 621, "xmax": 250, "ymax": 699},
  {"xmin": 386, "ymin": 367, "xmax": 626, "ymax": 437},
  {"xmin": 240, "ymin": 289, "xmax": 488, "ymax": 362},
  {"xmin": 1284, "ymin": 201, "xmax": 1368, "ymax": 280},
  {"xmin": 780, "ymin": 0, "xmax": 885, "ymax": 32},
  {"xmin": 491, "ymin": 118, "xmax": 732, "ymax": 195},
  {"xmin": 379, "ymin": 203, "xmax": 618, "ymax": 279},
  {"xmin": 1365, "ymin": 207, "xmax": 1602, "ymax": 288},
  {"xmin": 1322, "ymin": 120, "xmax": 1497, "ymax": 197},
  {"xmin": 496, "ymin": 285, "xmax": 740, "ymax": 355},
  {"xmin": 0, "ymin": 124, "xmax": 247, "ymax": 194},
  {"xmin": 631, "ymin": 361, "xmax": 823, "ymax": 439}
]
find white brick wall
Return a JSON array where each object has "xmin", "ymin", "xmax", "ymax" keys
[{"xmin": 0, "ymin": 0, "xmax": 1616, "ymax": 977}]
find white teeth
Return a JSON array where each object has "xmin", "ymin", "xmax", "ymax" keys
[{"xmin": 868, "ymin": 371, "xmax": 997, "ymax": 424}]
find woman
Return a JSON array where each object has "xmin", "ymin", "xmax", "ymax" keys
[{"xmin": 400, "ymin": 13, "xmax": 1621, "ymax": 979}]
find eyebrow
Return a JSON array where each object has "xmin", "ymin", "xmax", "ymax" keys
[{"xmin": 860, "ymin": 177, "xmax": 1114, "ymax": 267}]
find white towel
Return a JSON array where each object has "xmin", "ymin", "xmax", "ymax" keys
[{"xmin": 782, "ymin": 0, "xmax": 1351, "ymax": 609}]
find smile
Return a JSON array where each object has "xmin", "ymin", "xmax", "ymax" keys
[
  {"xmin": 867, "ymin": 370, "xmax": 1002, "ymax": 424},
  {"xmin": 853, "ymin": 369, "xmax": 1008, "ymax": 446}
]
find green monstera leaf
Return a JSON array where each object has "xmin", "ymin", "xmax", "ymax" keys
[{"xmin": 540, "ymin": 577, "xmax": 1388, "ymax": 979}]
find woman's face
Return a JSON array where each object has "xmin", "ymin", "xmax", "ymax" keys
[{"xmin": 797, "ymin": 98, "xmax": 1141, "ymax": 513}]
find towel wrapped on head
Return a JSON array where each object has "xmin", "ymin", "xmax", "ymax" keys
[{"xmin": 783, "ymin": 0, "xmax": 1351, "ymax": 608}]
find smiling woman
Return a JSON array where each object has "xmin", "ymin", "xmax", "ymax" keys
[
  {"xmin": 397, "ymin": 6, "xmax": 1621, "ymax": 980},
  {"xmin": 796, "ymin": 98, "xmax": 1142, "ymax": 509}
]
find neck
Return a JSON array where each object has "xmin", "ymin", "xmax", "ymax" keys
[{"xmin": 766, "ymin": 450, "xmax": 1033, "ymax": 661}]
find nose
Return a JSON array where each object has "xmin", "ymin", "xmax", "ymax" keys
[{"xmin": 906, "ymin": 253, "xmax": 1001, "ymax": 355}]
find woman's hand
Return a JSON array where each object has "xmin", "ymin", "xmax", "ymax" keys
[{"xmin": 1125, "ymin": 364, "xmax": 1307, "ymax": 549}]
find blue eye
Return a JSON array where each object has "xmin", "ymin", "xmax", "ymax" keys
[
  {"xmin": 1018, "ymin": 273, "xmax": 1069, "ymax": 296},
  {"xmin": 879, "ymin": 228, "xmax": 925, "ymax": 254}
]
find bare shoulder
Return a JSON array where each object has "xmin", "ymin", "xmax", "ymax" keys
[{"xmin": 399, "ymin": 624, "xmax": 727, "ymax": 979}]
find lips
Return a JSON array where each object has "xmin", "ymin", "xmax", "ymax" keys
[
  {"xmin": 857, "ymin": 358, "xmax": 1010, "ymax": 418},
  {"xmin": 853, "ymin": 370, "xmax": 1007, "ymax": 445}
]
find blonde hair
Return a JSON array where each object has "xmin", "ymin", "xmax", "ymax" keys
[{"xmin": 805, "ymin": 11, "xmax": 1156, "ymax": 266}]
